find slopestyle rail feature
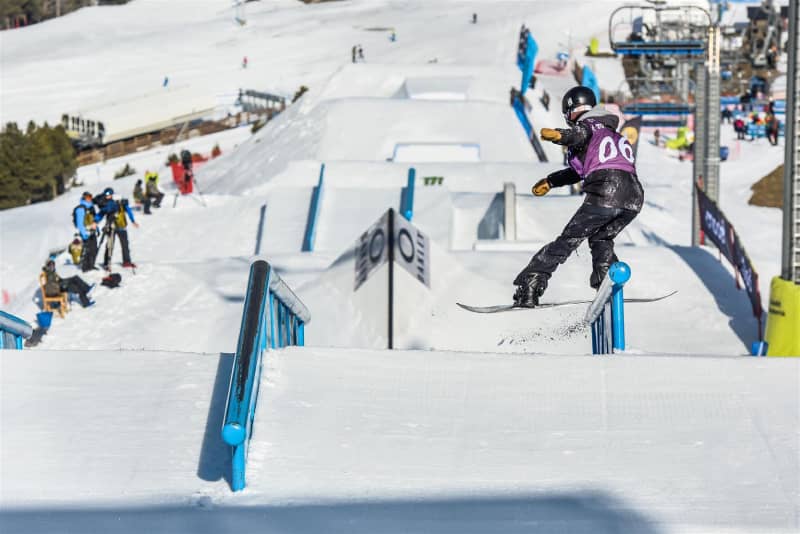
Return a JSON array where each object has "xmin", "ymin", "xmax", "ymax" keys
[
  {"xmin": 221, "ymin": 260, "xmax": 310, "ymax": 491},
  {"xmin": 584, "ymin": 262, "xmax": 631, "ymax": 354}
]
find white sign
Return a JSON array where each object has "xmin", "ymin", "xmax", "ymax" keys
[
  {"xmin": 354, "ymin": 212, "xmax": 389, "ymax": 291},
  {"xmin": 394, "ymin": 214, "xmax": 430, "ymax": 288}
]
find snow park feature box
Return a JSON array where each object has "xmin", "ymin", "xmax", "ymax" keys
[{"xmin": 765, "ymin": 277, "xmax": 800, "ymax": 356}]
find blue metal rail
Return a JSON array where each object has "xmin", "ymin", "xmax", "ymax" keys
[
  {"xmin": 221, "ymin": 260, "xmax": 310, "ymax": 491},
  {"xmin": 584, "ymin": 262, "xmax": 631, "ymax": 354},
  {"xmin": 401, "ymin": 167, "xmax": 416, "ymax": 221},
  {"xmin": 302, "ymin": 163, "xmax": 325, "ymax": 252},
  {"xmin": 0, "ymin": 310, "xmax": 33, "ymax": 350}
]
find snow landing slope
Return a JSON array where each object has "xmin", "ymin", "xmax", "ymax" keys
[{"xmin": 0, "ymin": 1, "xmax": 796, "ymax": 532}]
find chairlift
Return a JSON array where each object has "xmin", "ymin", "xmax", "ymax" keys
[{"xmin": 609, "ymin": 3, "xmax": 712, "ymax": 56}]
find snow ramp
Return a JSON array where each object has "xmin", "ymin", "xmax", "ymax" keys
[{"xmin": 239, "ymin": 347, "xmax": 798, "ymax": 533}]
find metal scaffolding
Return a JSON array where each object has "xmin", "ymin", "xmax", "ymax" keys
[
  {"xmin": 691, "ymin": 25, "xmax": 721, "ymax": 247},
  {"xmin": 783, "ymin": 0, "xmax": 800, "ymax": 283}
]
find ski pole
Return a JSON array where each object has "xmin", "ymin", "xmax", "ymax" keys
[{"xmin": 193, "ymin": 179, "xmax": 207, "ymax": 207}]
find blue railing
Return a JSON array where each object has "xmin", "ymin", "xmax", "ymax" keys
[
  {"xmin": 0, "ymin": 310, "xmax": 33, "ymax": 350},
  {"xmin": 400, "ymin": 167, "xmax": 416, "ymax": 221},
  {"xmin": 302, "ymin": 163, "xmax": 325, "ymax": 252},
  {"xmin": 221, "ymin": 260, "xmax": 310, "ymax": 491},
  {"xmin": 584, "ymin": 262, "xmax": 631, "ymax": 354}
]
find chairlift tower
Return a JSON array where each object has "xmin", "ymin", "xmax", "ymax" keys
[{"xmin": 783, "ymin": 0, "xmax": 800, "ymax": 283}]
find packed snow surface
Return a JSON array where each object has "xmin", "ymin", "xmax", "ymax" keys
[{"xmin": 0, "ymin": 0, "xmax": 795, "ymax": 532}]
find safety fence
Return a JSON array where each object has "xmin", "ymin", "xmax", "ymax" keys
[
  {"xmin": 302, "ymin": 163, "xmax": 325, "ymax": 252},
  {"xmin": 0, "ymin": 311, "xmax": 33, "ymax": 350},
  {"xmin": 221, "ymin": 260, "xmax": 310, "ymax": 491},
  {"xmin": 584, "ymin": 262, "xmax": 631, "ymax": 354}
]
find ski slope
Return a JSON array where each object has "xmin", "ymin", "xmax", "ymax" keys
[{"xmin": 0, "ymin": 1, "xmax": 795, "ymax": 532}]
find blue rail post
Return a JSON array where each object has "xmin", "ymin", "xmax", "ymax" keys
[
  {"xmin": 585, "ymin": 262, "xmax": 631, "ymax": 354},
  {"xmin": 401, "ymin": 167, "xmax": 416, "ymax": 221},
  {"xmin": 609, "ymin": 262, "xmax": 631, "ymax": 351}
]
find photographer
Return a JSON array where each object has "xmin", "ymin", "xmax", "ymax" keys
[{"xmin": 95, "ymin": 187, "xmax": 139, "ymax": 270}]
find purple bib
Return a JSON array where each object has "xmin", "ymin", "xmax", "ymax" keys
[{"xmin": 568, "ymin": 118, "xmax": 636, "ymax": 179}]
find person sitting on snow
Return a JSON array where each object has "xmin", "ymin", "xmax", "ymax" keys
[
  {"xmin": 512, "ymin": 86, "xmax": 644, "ymax": 307},
  {"xmin": 42, "ymin": 259, "xmax": 94, "ymax": 308},
  {"xmin": 145, "ymin": 171, "xmax": 164, "ymax": 208},
  {"xmin": 133, "ymin": 179, "xmax": 151, "ymax": 214}
]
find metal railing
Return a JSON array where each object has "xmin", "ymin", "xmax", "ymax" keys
[
  {"xmin": 0, "ymin": 310, "xmax": 33, "ymax": 350},
  {"xmin": 584, "ymin": 262, "xmax": 631, "ymax": 354},
  {"xmin": 221, "ymin": 260, "xmax": 310, "ymax": 491},
  {"xmin": 302, "ymin": 163, "xmax": 325, "ymax": 252},
  {"xmin": 400, "ymin": 167, "xmax": 416, "ymax": 221}
]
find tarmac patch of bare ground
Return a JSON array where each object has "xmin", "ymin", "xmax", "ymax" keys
[{"xmin": 749, "ymin": 164, "xmax": 783, "ymax": 208}]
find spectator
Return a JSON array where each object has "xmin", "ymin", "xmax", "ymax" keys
[
  {"xmin": 653, "ymin": 129, "xmax": 661, "ymax": 147},
  {"xmin": 351, "ymin": 45, "xmax": 357, "ymax": 63},
  {"xmin": 145, "ymin": 171, "xmax": 164, "ymax": 209},
  {"xmin": 72, "ymin": 191, "xmax": 99, "ymax": 272},
  {"xmin": 733, "ymin": 116, "xmax": 746, "ymax": 140},
  {"xmin": 42, "ymin": 259, "xmax": 94, "ymax": 308},
  {"xmin": 133, "ymin": 179, "xmax": 150, "ymax": 214},
  {"xmin": 68, "ymin": 236, "xmax": 82, "ymax": 266},
  {"xmin": 95, "ymin": 187, "xmax": 139, "ymax": 270},
  {"xmin": 472, "ymin": 13, "xmax": 477, "ymax": 24},
  {"xmin": 766, "ymin": 114, "xmax": 780, "ymax": 146},
  {"xmin": 242, "ymin": 56, "xmax": 248, "ymax": 69}
]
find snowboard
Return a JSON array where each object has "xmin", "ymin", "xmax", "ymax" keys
[{"xmin": 456, "ymin": 290, "xmax": 677, "ymax": 314}]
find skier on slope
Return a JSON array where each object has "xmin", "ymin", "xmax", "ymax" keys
[{"xmin": 512, "ymin": 86, "xmax": 644, "ymax": 307}]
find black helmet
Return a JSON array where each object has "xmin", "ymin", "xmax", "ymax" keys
[
  {"xmin": 103, "ymin": 187, "xmax": 114, "ymax": 197},
  {"xmin": 562, "ymin": 86, "xmax": 596, "ymax": 122}
]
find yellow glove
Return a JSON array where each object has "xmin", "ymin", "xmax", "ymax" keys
[
  {"xmin": 540, "ymin": 128, "xmax": 561, "ymax": 142},
  {"xmin": 532, "ymin": 178, "xmax": 551, "ymax": 196}
]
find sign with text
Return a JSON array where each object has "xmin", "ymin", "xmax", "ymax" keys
[
  {"xmin": 394, "ymin": 213, "xmax": 431, "ymax": 288},
  {"xmin": 354, "ymin": 211, "xmax": 389, "ymax": 291}
]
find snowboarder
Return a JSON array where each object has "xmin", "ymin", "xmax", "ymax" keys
[
  {"xmin": 358, "ymin": 45, "xmax": 364, "ymax": 61},
  {"xmin": 242, "ymin": 55, "xmax": 248, "ymax": 69},
  {"xmin": 72, "ymin": 191, "xmax": 98, "ymax": 272},
  {"xmin": 42, "ymin": 259, "xmax": 94, "ymax": 308},
  {"xmin": 95, "ymin": 187, "xmax": 139, "ymax": 270},
  {"xmin": 472, "ymin": 13, "xmax": 477, "ymax": 24},
  {"xmin": 512, "ymin": 86, "xmax": 644, "ymax": 308},
  {"xmin": 352, "ymin": 45, "xmax": 357, "ymax": 63}
]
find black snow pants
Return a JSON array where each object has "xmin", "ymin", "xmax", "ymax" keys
[
  {"xmin": 60, "ymin": 276, "xmax": 92, "ymax": 307},
  {"xmin": 81, "ymin": 233, "xmax": 98, "ymax": 272},
  {"xmin": 103, "ymin": 229, "xmax": 132, "ymax": 268},
  {"xmin": 514, "ymin": 203, "xmax": 639, "ymax": 289}
]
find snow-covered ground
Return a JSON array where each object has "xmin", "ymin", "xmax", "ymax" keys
[{"xmin": 0, "ymin": 1, "xmax": 796, "ymax": 533}]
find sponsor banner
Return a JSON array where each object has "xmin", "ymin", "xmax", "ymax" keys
[
  {"xmin": 620, "ymin": 116, "xmax": 642, "ymax": 159},
  {"xmin": 354, "ymin": 211, "xmax": 389, "ymax": 291},
  {"xmin": 731, "ymin": 229, "xmax": 763, "ymax": 317},
  {"xmin": 695, "ymin": 184, "xmax": 763, "ymax": 318},
  {"xmin": 696, "ymin": 184, "xmax": 735, "ymax": 264},
  {"xmin": 394, "ymin": 214, "xmax": 431, "ymax": 288}
]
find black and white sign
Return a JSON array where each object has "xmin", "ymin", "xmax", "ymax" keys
[
  {"xmin": 354, "ymin": 211, "xmax": 389, "ymax": 291},
  {"xmin": 394, "ymin": 213, "xmax": 431, "ymax": 288}
]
